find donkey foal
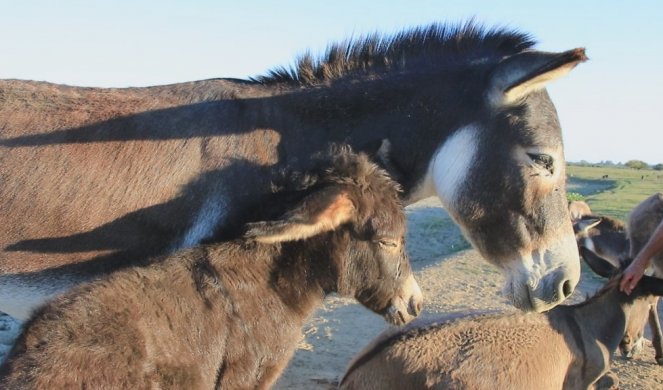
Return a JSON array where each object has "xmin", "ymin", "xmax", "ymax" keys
[
  {"xmin": 340, "ymin": 247, "xmax": 663, "ymax": 390},
  {"xmin": 0, "ymin": 150, "xmax": 422, "ymax": 389}
]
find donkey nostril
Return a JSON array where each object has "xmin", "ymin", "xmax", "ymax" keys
[
  {"xmin": 562, "ymin": 280, "xmax": 573, "ymax": 298},
  {"xmin": 409, "ymin": 298, "xmax": 423, "ymax": 316}
]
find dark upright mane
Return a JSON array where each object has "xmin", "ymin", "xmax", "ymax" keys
[
  {"xmin": 573, "ymin": 272, "xmax": 655, "ymax": 310},
  {"xmin": 252, "ymin": 21, "xmax": 535, "ymax": 86}
]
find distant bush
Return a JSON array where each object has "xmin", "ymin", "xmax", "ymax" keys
[
  {"xmin": 625, "ymin": 160, "xmax": 649, "ymax": 170},
  {"xmin": 654, "ymin": 163, "xmax": 663, "ymax": 171},
  {"xmin": 567, "ymin": 192, "xmax": 585, "ymax": 201}
]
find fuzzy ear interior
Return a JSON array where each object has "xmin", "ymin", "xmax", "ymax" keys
[
  {"xmin": 574, "ymin": 217, "xmax": 602, "ymax": 234},
  {"xmin": 244, "ymin": 188, "xmax": 356, "ymax": 244},
  {"xmin": 579, "ymin": 246, "xmax": 617, "ymax": 278},
  {"xmin": 488, "ymin": 48, "xmax": 587, "ymax": 106}
]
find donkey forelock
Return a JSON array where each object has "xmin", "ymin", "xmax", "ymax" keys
[
  {"xmin": 267, "ymin": 146, "xmax": 403, "ymax": 222},
  {"xmin": 252, "ymin": 21, "xmax": 535, "ymax": 86},
  {"xmin": 272, "ymin": 146, "xmax": 399, "ymax": 191}
]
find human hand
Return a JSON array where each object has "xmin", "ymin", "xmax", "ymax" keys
[{"xmin": 620, "ymin": 258, "xmax": 648, "ymax": 294}]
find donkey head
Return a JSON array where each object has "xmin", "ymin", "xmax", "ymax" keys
[
  {"xmin": 573, "ymin": 215, "xmax": 630, "ymax": 265},
  {"xmin": 418, "ymin": 49, "xmax": 586, "ymax": 312},
  {"xmin": 245, "ymin": 150, "xmax": 422, "ymax": 326}
]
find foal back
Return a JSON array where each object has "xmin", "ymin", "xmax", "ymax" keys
[{"xmin": 340, "ymin": 313, "xmax": 572, "ymax": 390}]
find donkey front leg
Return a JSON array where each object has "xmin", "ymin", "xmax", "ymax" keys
[
  {"xmin": 649, "ymin": 299, "xmax": 663, "ymax": 365},
  {"xmin": 594, "ymin": 371, "xmax": 619, "ymax": 390}
]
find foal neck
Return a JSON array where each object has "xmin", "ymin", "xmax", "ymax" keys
[
  {"xmin": 267, "ymin": 233, "xmax": 343, "ymax": 315},
  {"xmin": 566, "ymin": 281, "xmax": 639, "ymax": 352}
]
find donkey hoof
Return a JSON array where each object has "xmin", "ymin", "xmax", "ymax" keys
[
  {"xmin": 595, "ymin": 372, "xmax": 619, "ymax": 390},
  {"xmin": 656, "ymin": 357, "xmax": 663, "ymax": 366}
]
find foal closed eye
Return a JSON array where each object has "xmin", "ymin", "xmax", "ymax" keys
[{"xmin": 377, "ymin": 240, "xmax": 399, "ymax": 248}]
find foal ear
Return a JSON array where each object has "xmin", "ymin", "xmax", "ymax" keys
[
  {"xmin": 244, "ymin": 187, "xmax": 356, "ymax": 244},
  {"xmin": 579, "ymin": 246, "xmax": 617, "ymax": 278},
  {"xmin": 488, "ymin": 48, "xmax": 587, "ymax": 106}
]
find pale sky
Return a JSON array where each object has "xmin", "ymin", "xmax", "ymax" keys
[{"xmin": 1, "ymin": 0, "xmax": 661, "ymax": 164}]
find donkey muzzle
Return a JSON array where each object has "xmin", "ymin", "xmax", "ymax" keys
[{"xmin": 384, "ymin": 274, "xmax": 423, "ymax": 326}]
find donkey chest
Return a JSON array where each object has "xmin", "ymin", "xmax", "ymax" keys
[{"xmin": 218, "ymin": 324, "xmax": 301, "ymax": 389}]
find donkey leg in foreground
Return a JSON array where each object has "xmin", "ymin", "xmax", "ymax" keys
[
  {"xmin": 340, "ymin": 247, "xmax": 663, "ymax": 390},
  {"xmin": 0, "ymin": 150, "xmax": 422, "ymax": 389}
]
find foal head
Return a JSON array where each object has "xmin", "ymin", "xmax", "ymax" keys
[{"xmin": 245, "ymin": 148, "xmax": 422, "ymax": 325}]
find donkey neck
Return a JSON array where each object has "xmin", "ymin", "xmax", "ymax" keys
[
  {"xmin": 265, "ymin": 232, "xmax": 344, "ymax": 316},
  {"xmin": 275, "ymin": 72, "xmax": 482, "ymax": 197},
  {"xmin": 562, "ymin": 286, "xmax": 636, "ymax": 353}
]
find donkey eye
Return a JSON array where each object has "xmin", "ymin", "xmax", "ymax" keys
[
  {"xmin": 527, "ymin": 153, "xmax": 554, "ymax": 174},
  {"xmin": 377, "ymin": 239, "xmax": 399, "ymax": 248}
]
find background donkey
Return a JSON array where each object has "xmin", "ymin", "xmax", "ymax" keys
[
  {"xmin": 0, "ymin": 22, "xmax": 585, "ymax": 318},
  {"xmin": 0, "ymin": 149, "xmax": 422, "ymax": 389},
  {"xmin": 627, "ymin": 192, "xmax": 663, "ymax": 364},
  {"xmin": 339, "ymin": 247, "xmax": 663, "ymax": 390},
  {"xmin": 573, "ymin": 214, "xmax": 629, "ymax": 266},
  {"xmin": 573, "ymin": 194, "xmax": 663, "ymax": 364},
  {"xmin": 569, "ymin": 200, "xmax": 592, "ymax": 222},
  {"xmin": 629, "ymin": 193, "xmax": 663, "ymax": 277}
]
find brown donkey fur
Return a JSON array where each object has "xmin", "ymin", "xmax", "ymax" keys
[
  {"xmin": 569, "ymin": 200, "xmax": 592, "ymax": 222},
  {"xmin": 340, "ymin": 247, "xmax": 663, "ymax": 390},
  {"xmin": 0, "ymin": 150, "xmax": 423, "ymax": 389},
  {"xmin": 1, "ymin": 26, "xmax": 586, "ymax": 318}
]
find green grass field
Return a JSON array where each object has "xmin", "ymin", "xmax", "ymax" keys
[{"xmin": 567, "ymin": 165, "xmax": 663, "ymax": 220}]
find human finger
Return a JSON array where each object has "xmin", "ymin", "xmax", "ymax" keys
[{"xmin": 620, "ymin": 275, "xmax": 634, "ymax": 294}]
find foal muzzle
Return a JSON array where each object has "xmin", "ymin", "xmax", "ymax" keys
[{"xmin": 384, "ymin": 274, "xmax": 423, "ymax": 326}]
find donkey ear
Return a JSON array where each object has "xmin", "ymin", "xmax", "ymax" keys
[
  {"xmin": 244, "ymin": 187, "xmax": 356, "ymax": 244},
  {"xmin": 574, "ymin": 217, "xmax": 602, "ymax": 234},
  {"xmin": 579, "ymin": 246, "xmax": 617, "ymax": 278},
  {"xmin": 488, "ymin": 48, "xmax": 587, "ymax": 106}
]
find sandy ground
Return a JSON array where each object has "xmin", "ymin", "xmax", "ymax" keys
[{"xmin": 1, "ymin": 197, "xmax": 662, "ymax": 388}]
